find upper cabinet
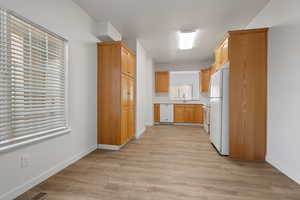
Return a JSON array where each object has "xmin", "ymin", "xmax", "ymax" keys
[
  {"xmin": 121, "ymin": 46, "xmax": 135, "ymax": 78},
  {"xmin": 155, "ymin": 71, "xmax": 169, "ymax": 93},
  {"xmin": 214, "ymin": 37, "xmax": 229, "ymax": 69},
  {"xmin": 200, "ymin": 38, "xmax": 229, "ymax": 93},
  {"xmin": 200, "ymin": 68, "xmax": 211, "ymax": 93}
]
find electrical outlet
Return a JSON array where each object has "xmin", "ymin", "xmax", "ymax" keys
[{"xmin": 21, "ymin": 155, "xmax": 30, "ymax": 169}]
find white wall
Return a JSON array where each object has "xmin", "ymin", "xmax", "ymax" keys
[
  {"xmin": 247, "ymin": 0, "xmax": 300, "ymax": 184},
  {"xmin": 145, "ymin": 56, "xmax": 154, "ymax": 126},
  {"xmin": 0, "ymin": 0, "xmax": 98, "ymax": 199},
  {"xmin": 124, "ymin": 39, "xmax": 137, "ymax": 52},
  {"xmin": 136, "ymin": 40, "xmax": 154, "ymax": 137}
]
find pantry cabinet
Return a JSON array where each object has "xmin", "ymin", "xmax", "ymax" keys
[
  {"xmin": 98, "ymin": 41, "xmax": 136, "ymax": 146},
  {"xmin": 227, "ymin": 28, "xmax": 268, "ymax": 161}
]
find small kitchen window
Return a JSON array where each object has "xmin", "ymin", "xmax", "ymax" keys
[
  {"xmin": 169, "ymin": 85, "xmax": 193, "ymax": 100},
  {"xmin": 0, "ymin": 7, "xmax": 70, "ymax": 152},
  {"xmin": 169, "ymin": 71, "xmax": 200, "ymax": 100}
]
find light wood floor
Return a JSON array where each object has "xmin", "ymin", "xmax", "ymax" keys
[{"xmin": 18, "ymin": 125, "xmax": 300, "ymax": 200}]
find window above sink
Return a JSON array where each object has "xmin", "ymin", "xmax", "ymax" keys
[{"xmin": 169, "ymin": 71, "xmax": 200, "ymax": 100}]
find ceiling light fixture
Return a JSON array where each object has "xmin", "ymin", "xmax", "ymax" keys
[{"xmin": 178, "ymin": 30, "xmax": 197, "ymax": 50}]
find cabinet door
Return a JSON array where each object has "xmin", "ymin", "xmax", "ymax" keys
[
  {"xmin": 174, "ymin": 104, "xmax": 185, "ymax": 122},
  {"xmin": 221, "ymin": 38, "xmax": 229, "ymax": 65},
  {"xmin": 184, "ymin": 105, "xmax": 195, "ymax": 122},
  {"xmin": 127, "ymin": 77, "xmax": 135, "ymax": 140},
  {"xmin": 127, "ymin": 108, "xmax": 135, "ymax": 139},
  {"xmin": 127, "ymin": 53, "xmax": 136, "ymax": 78},
  {"xmin": 214, "ymin": 38, "xmax": 229, "ymax": 70},
  {"xmin": 121, "ymin": 74, "xmax": 128, "ymax": 107},
  {"xmin": 155, "ymin": 72, "xmax": 169, "ymax": 92},
  {"xmin": 154, "ymin": 104, "xmax": 160, "ymax": 122},
  {"xmin": 201, "ymin": 69, "xmax": 211, "ymax": 93},
  {"xmin": 121, "ymin": 108, "xmax": 128, "ymax": 144},
  {"xmin": 127, "ymin": 77, "xmax": 135, "ymax": 108},
  {"xmin": 193, "ymin": 105, "xmax": 204, "ymax": 123},
  {"xmin": 121, "ymin": 47, "xmax": 129, "ymax": 75}
]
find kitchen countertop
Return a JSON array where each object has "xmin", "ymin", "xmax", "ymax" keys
[
  {"xmin": 153, "ymin": 94, "xmax": 209, "ymax": 106},
  {"xmin": 153, "ymin": 101, "xmax": 205, "ymax": 105},
  {"xmin": 153, "ymin": 99, "xmax": 209, "ymax": 106}
]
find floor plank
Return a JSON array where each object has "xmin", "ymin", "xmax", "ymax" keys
[{"xmin": 17, "ymin": 125, "xmax": 300, "ymax": 200}]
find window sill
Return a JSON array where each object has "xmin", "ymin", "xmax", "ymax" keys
[{"xmin": 0, "ymin": 128, "xmax": 71, "ymax": 153}]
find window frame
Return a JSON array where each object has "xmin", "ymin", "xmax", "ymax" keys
[
  {"xmin": 0, "ymin": 7, "xmax": 71, "ymax": 152},
  {"xmin": 169, "ymin": 84, "xmax": 193, "ymax": 101}
]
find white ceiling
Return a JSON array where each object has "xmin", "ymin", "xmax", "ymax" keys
[{"xmin": 73, "ymin": 0, "xmax": 270, "ymax": 65}]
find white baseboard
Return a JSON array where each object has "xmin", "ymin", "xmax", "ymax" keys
[
  {"xmin": 266, "ymin": 155, "xmax": 300, "ymax": 185},
  {"xmin": 135, "ymin": 127, "xmax": 146, "ymax": 139},
  {"xmin": 173, "ymin": 123, "xmax": 203, "ymax": 126},
  {"xmin": 154, "ymin": 122, "xmax": 203, "ymax": 126},
  {"xmin": 98, "ymin": 144, "xmax": 121, "ymax": 150},
  {"xmin": 98, "ymin": 137, "xmax": 134, "ymax": 150},
  {"xmin": 0, "ymin": 144, "xmax": 97, "ymax": 200},
  {"xmin": 145, "ymin": 122, "xmax": 154, "ymax": 126}
]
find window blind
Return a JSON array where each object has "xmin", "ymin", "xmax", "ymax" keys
[
  {"xmin": 169, "ymin": 85, "xmax": 193, "ymax": 100},
  {"xmin": 0, "ymin": 8, "xmax": 68, "ymax": 149}
]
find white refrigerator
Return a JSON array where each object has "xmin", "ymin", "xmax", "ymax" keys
[{"xmin": 209, "ymin": 64, "xmax": 229, "ymax": 155}]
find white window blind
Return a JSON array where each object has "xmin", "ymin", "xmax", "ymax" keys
[
  {"xmin": 0, "ymin": 8, "xmax": 69, "ymax": 150},
  {"xmin": 169, "ymin": 85, "xmax": 193, "ymax": 100}
]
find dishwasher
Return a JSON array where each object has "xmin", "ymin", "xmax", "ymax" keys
[{"xmin": 159, "ymin": 104, "xmax": 173, "ymax": 123}]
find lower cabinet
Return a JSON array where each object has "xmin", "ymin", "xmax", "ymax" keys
[
  {"xmin": 154, "ymin": 104, "xmax": 160, "ymax": 122},
  {"xmin": 121, "ymin": 108, "xmax": 129, "ymax": 144},
  {"xmin": 174, "ymin": 104, "xmax": 203, "ymax": 123},
  {"xmin": 121, "ymin": 106, "xmax": 135, "ymax": 144},
  {"xmin": 128, "ymin": 108, "xmax": 135, "ymax": 138},
  {"xmin": 193, "ymin": 105, "xmax": 204, "ymax": 123},
  {"xmin": 174, "ymin": 105, "xmax": 185, "ymax": 122}
]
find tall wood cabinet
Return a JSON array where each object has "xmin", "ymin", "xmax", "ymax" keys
[
  {"xmin": 227, "ymin": 28, "xmax": 268, "ymax": 161},
  {"xmin": 98, "ymin": 41, "xmax": 136, "ymax": 146}
]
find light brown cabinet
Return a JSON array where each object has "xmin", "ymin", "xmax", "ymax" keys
[
  {"xmin": 98, "ymin": 41, "xmax": 136, "ymax": 146},
  {"xmin": 174, "ymin": 104, "xmax": 185, "ymax": 123},
  {"xmin": 154, "ymin": 104, "xmax": 160, "ymax": 122},
  {"xmin": 214, "ymin": 37, "xmax": 229, "ymax": 69},
  {"xmin": 121, "ymin": 47, "xmax": 135, "ymax": 78},
  {"xmin": 194, "ymin": 105, "xmax": 204, "ymax": 123},
  {"xmin": 155, "ymin": 72, "xmax": 169, "ymax": 92},
  {"xmin": 200, "ymin": 68, "xmax": 211, "ymax": 93},
  {"xmin": 174, "ymin": 104, "xmax": 203, "ymax": 123},
  {"xmin": 221, "ymin": 28, "xmax": 268, "ymax": 161}
]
